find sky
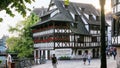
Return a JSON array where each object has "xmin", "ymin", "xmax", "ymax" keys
[{"xmin": 0, "ymin": 0, "xmax": 111, "ymax": 38}]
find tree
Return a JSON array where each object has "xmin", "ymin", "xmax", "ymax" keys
[
  {"xmin": 0, "ymin": 0, "xmax": 35, "ymax": 22},
  {"xmin": 6, "ymin": 13, "xmax": 39, "ymax": 58}
]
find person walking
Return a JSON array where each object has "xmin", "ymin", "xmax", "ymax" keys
[
  {"xmin": 87, "ymin": 53, "xmax": 92, "ymax": 65},
  {"xmin": 82, "ymin": 52, "xmax": 87, "ymax": 65},
  {"xmin": 6, "ymin": 53, "xmax": 12, "ymax": 68},
  {"xmin": 113, "ymin": 47, "xmax": 117, "ymax": 60},
  {"xmin": 51, "ymin": 54, "xmax": 57, "ymax": 68}
]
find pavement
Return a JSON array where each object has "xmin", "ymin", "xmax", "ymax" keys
[{"xmin": 32, "ymin": 57, "xmax": 117, "ymax": 68}]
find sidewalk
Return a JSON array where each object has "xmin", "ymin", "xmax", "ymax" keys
[{"xmin": 32, "ymin": 57, "xmax": 117, "ymax": 68}]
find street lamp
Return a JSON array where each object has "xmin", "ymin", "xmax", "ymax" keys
[{"xmin": 99, "ymin": 0, "xmax": 107, "ymax": 68}]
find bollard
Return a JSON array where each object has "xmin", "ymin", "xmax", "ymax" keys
[{"xmin": 6, "ymin": 60, "xmax": 7, "ymax": 68}]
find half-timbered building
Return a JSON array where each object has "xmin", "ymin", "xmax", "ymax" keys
[{"xmin": 31, "ymin": 0, "xmax": 108, "ymax": 60}]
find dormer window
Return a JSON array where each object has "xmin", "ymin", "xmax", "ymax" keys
[
  {"xmin": 70, "ymin": 12, "xmax": 75, "ymax": 19},
  {"xmin": 89, "ymin": 15, "xmax": 92, "ymax": 20},
  {"xmin": 84, "ymin": 13, "xmax": 89, "ymax": 19},
  {"xmin": 81, "ymin": 8, "xmax": 85, "ymax": 11},
  {"xmin": 96, "ymin": 16, "xmax": 100, "ymax": 21},
  {"xmin": 75, "ymin": 15, "xmax": 79, "ymax": 21}
]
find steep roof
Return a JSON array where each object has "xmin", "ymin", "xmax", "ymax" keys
[
  {"xmin": 51, "ymin": 13, "xmax": 73, "ymax": 22},
  {"xmin": 52, "ymin": 0, "xmax": 90, "ymax": 35},
  {"xmin": 32, "ymin": 0, "xmax": 104, "ymax": 35}
]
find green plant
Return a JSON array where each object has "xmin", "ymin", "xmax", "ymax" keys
[
  {"xmin": 59, "ymin": 56, "xmax": 71, "ymax": 60},
  {"xmin": 0, "ymin": 60, "xmax": 2, "ymax": 64}
]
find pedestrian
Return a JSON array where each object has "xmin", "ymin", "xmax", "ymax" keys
[
  {"xmin": 87, "ymin": 53, "xmax": 91, "ymax": 65},
  {"xmin": 113, "ymin": 47, "xmax": 117, "ymax": 60},
  {"xmin": 6, "ymin": 53, "xmax": 12, "ymax": 68},
  {"xmin": 82, "ymin": 52, "xmax": 87, "ymax": 65},
  {"xmin": 107, "ymin": 51, "xmax": 110, "ymax": 59},
  {"xmin": 51, "ymin": 54, "xmax": 57, "ymax": 68}
]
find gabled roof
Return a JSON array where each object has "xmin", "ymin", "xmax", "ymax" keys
[
  {"xmin": 32, "ymin": 0, "xmax": 106, "ymax": 35},
  {"xmin": 32, "ymin": 12, "xmax": 72, "ymax": 27},
  {"xmin": 73, "ymin": 2, "xmax": 100, "ymax": 16},
  {"xmin": 53, "ymin": 0, "xmax": 90, "ymax": 35}
]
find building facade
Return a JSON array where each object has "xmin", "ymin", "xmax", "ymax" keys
[
  {"xmin": 0, "ymin": 36, "xmax": 8, "ymax": 54},
  {"xmin": 111, "ymin": 0, "xmax": 120, "ymax": 67},
  {"xmin": 0, "ymin": 36, "xmax": 8, "ymax": 67},
  {"xmin": 32, "ymin": 0, "xmax": 108, "ymax": 60}
]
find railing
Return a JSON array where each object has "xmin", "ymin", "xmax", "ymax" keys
[
  {"xmin": 55, "ymin": 42, "xmax": 100, "ymax": 48},
  {"xmin": 32, "ymin": 26, "xmax": 69, "ymax": 33},
  {"xmin": 34, "ymin": 38, "xmax": 70, "ymax": 43}
]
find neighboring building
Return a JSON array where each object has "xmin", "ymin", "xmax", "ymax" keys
[
  {"xmin": 0, "ymin": 35, "xmax": 8, "ymax": 67},
  {"xmin": 31, "ymin": 0, "xmax": 108, "ymax": 60},
  {"xmin": 0, "ymin": 35, "xmax": 8, "ymax": 54},
  {"xmin": 111, "ymin": 0, "xmax": 120, "ymax": 67}
]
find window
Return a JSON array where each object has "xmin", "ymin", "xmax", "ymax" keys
[
  {"xmin": 85, "ymin": 50, "xmax": 88, "ymax": 54},
  {"xmin": 77, "ymin": 36, "xmax": 84, "ymax": 43},
  {"xmin": 81, "ymin": 8, "xmax": 85, "ymax": 11},
  {"xmin": 75, "ymin": 15, "xmax": 79, "ymax": 21},
  {"xmin": 78, "ymin": 50, "xmax": 82, "ymax": 55},
  {"xmin": 96, "ymin": 16, "xmax": 100, "ymax": 21},
  {"xmin": 89, "ymin": 15, "xmax": 93, "ymax": 20},
  {"xmin": 92, "ymin": 36, "xmax": 97, "ymax": 42}
]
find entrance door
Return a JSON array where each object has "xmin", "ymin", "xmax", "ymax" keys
[
  {"xmin": 47, "ymin": 50, "xmax": 50, "ymax": 60},
  {"xmin": 92, "ymin": 49, "xmax": 95, "ymax": 58},
  {"xmin": 97, "ymin": 48, "xmax": 99, "ymax": 58}
]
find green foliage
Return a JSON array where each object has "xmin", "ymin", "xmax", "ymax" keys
[
  {"xmin": 0, "ymin": 0, "xmax": 35, "ymax": 22},
  {"xmin": 0, "ymin": 60, "xmax": 2, "ymax": 64},
  {"xmin": 0, "ymin": 0, "xmax": 34, "ymax": 16},
  {"xmin": 6, "ymin": 13, "xmax": 39, "ymax": 58},
  {"xmin": 0, "ymin": 18, "xmax": 3, "ymax": 22},
  {"xmin": 59, "ymin": 56, "xmax": 71, "ymax": 60}
]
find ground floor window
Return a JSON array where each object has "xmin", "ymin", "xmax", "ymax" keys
[{"xmin": 78, "ymin": 50, "xmax": 82, "ymax": 55}]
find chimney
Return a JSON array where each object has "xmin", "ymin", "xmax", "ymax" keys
[{"xmin": 81, "ymin": 8, "xmax": 85, "ymax": 11}]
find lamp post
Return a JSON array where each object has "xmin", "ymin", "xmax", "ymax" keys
[{"xmin": 99, "ymin": 0, "xmax": 107, "ymax": 68}]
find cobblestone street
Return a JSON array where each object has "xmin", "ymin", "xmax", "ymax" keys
[{"xmin": 32, "ymin": 57, "xmax": 117, "ymax": 68}]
